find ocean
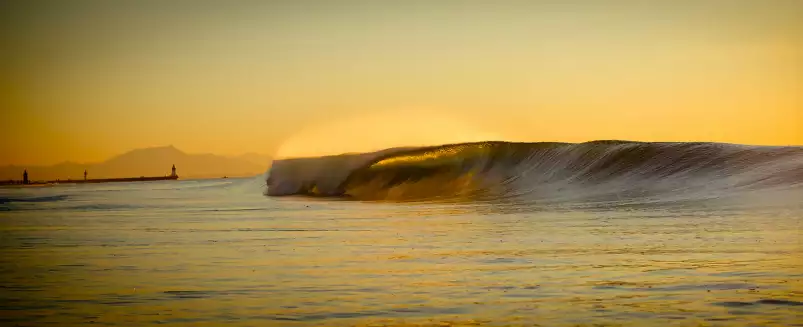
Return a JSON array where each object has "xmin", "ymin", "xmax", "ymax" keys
[{"xmin": 2, "ymin": 141, "xmax": 802, "ymax": 326}]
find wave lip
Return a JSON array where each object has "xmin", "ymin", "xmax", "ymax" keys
[{"xmin": 265, "ymin": 140, "xmax": 803, "ymax": 203}]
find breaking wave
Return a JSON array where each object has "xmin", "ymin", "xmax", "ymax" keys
[{"xmin": 265, "ymin": 141, "xmax": 803, "ymax": 204}]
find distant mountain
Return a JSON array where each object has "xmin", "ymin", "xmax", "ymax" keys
[{"xmin": 0, "ymin": 146, "xmax": 271, "ymax": 181}]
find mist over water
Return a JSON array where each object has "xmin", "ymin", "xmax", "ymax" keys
[
  {"xmin": 2, "ymin": 141, "xmax": 802, "ymax": 326},
  {"xmin": 275, "ymin": 108, "xmax": 502, "ymax": 159},
  {"xmin": 3, "ymin": 0, "xmax": 802, "ymax": 325}
]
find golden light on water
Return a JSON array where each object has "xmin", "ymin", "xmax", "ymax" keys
[
  {"xmin": 370, "ymin": 143, "xmax": 492, "ymax": 169},
  {"xmin": 2, "ymin": 2, "xmax": 803, "ymax": 325}
]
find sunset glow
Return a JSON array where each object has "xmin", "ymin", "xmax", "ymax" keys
[{"xmin": 1, "ymin": 1, "xmax": 801, "ymax": 165}]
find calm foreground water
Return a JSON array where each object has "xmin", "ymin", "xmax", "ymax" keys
[{"xmin": 1, "ymin": 177, "xmax": 802, "ymax": 326}]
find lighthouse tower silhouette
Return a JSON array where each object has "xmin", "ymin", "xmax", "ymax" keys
[{"xmin": 170, "ymin": 164, "xmax": 177, "ymax": 178}]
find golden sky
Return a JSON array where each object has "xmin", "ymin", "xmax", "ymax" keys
[{"xmin": 1, "ymin": 0, "xmax": 801, "ymax": 165}]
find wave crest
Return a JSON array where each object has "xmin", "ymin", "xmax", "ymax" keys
[{"xmin": 266, "ymin": 141, "xmax": 803, "ymax": 203}]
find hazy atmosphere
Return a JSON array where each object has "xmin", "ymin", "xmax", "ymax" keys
[
  {"xmin": 2, "ymin": 0, "xmax": 801, "ymax": 166},
  {"xmin": 3, "ymin": 1, "xmax": 803, "ymax": 327}
]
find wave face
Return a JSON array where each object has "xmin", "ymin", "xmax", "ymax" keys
[{"xmin": 266, "ymin": 141, "xmax": 803, "ymax": 204}]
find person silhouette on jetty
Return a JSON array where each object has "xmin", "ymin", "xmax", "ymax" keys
[
  {"xmin": 84, "ymin": 169, "xmax": 88, "ymax": 181},
  {"xmin": 23, "ymin": 169, "xmax": 29, "ymax": 185}
]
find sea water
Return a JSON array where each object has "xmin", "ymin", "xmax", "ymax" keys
[{"xmin": 1, "ymin": 177, "xmax": 802, "ymax": 326}]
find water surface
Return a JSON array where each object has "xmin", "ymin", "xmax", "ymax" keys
[{"xmin": 1, "ymin": 177, "xmax": 802, "ymax": 326}]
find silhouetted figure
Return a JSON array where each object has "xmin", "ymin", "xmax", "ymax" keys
[
  {"xmin": 23, "ymin": 169, "xmax": 29, "ymax": 185},
  {"xmin": 84, "ymin": 169, "xmax": 88, "ymax": 181},
  {"xmin": 171, "ymin": 164, "xmax": 177, "ymax": 178}
]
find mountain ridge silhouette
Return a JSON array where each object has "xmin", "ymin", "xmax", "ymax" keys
[{"xmin": 1, "ymin": 146, "xmax": 271, "ymax": 180}]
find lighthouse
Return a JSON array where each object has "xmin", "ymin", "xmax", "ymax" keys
[{"xmin": 171, "ymin": 164, "xmax": 177, "ymax": 178}]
